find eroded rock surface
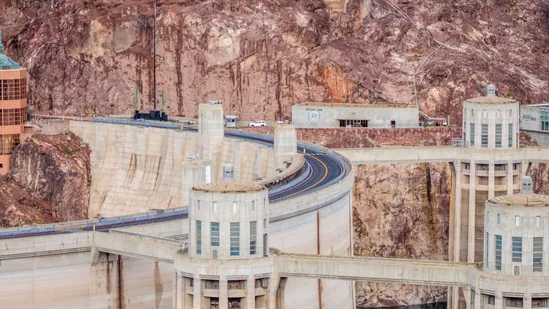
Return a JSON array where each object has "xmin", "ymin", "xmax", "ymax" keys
[
  {"xmin": 3, "ymin": 132, "xmax": 91, "ymax": 225},
  {"xmin": 353, "ymin": 163, "xmax": 451, "ymax": 307},
  {"xmin": 1, "ymin": 0, "xmax": 548, "ymax": 123}
]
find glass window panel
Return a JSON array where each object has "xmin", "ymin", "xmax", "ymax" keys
[
  {"xmin": 211, "ymin": 222, "xmax": 219, "ymax": 247},
  {"xmin": 495, "ymin": 235, "xmax": 502, "ymax": 271},
  {"xmin": 495, "ymin": 124, "xmax": 502, "ymax": 147},
  {"xmin": 512, "ymin": 237, "xmax": 522, "ymax": 263},
  {"xmin": 481, "ymin": 124, "xmax": 488, "ymax": 147},
  {"xmin": 196, "ymin": 220, "xmax": 202, "ymax": 254},
  {"xmin": 534, "ymin": 237, "xmax": 543, "ymax": 273},
  {"xmin": 230, "ymin": 222, "xmax": 240, "ymax": 256},
  {"xmin": 250, "ymin": 221, "xmax": 257, "ymax": 255},
  {"xmin": 470, "ymin": 123, "xmax": 475, "ymax": 146}
]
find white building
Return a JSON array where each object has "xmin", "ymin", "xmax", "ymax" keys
[
  {"xmin": 520, "ymin": 103, "xmax": 549, "ymax": 146},
  {"xmin": 291, "ymin": 102, "xmax": 419, "ymax": 128}
]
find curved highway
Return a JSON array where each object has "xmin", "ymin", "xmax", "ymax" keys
[{"xmin": 0, "ymin": 119, "xmax": 348, "ymax": 239}]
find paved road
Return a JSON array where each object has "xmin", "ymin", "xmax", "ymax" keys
[
  {"xmin": 0, "ymin": 120, "xmax": 346, "ymax": 238},
  {"xmin": 223, "ymin": 131, "xmax": 345, "ymax": 202}
]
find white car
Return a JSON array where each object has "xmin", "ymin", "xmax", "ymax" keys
[{"xmin": 249, "ymin": 120, "xmax": 267, "ymax": 127}]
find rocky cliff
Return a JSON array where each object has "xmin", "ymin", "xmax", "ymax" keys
[
  {"xmin": 0, "ymin": 132, "xmax": 91, "ymax": 227},
  {"xmin": 2, "ymin": 0, "xmax": 549, "ymax": 123}
]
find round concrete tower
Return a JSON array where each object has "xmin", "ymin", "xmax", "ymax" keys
[
  {"xmin": 189, "ymin": 182, "xmax": 269, "ymax": 260},
  {"xmin": 462, "ymin": 85, "xmax": 519, "ymax": 149},
  {"xmin": 465, "ymin": 176, "xmax": 549, "ymax": 309},
  {"xmin": 484, "ymin": 176, "xmax": 549, "ymax": 276}
]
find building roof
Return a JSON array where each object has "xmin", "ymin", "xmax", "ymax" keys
[
  {"xmin": 488, "ymin": 194, "xmax": 549, "ymax": 207},
  {"xmin": 465, "ymin": 96, "xmax": 517, "ymax": 104},
  {"xmin": 192, "ymin": 182, "xmax": 266, "ymax": 193},
  {"xmin": 294, "ymin": 102, "xmax": 417, "ymax": 109},
  {"xmin": 0, "ymin": 28, "xmax": 21, "ymax": 70}
]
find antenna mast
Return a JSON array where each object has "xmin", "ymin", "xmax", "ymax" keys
[{"xmin": 153, "ymin": 0, "xmax": 157, "ymax": 111}]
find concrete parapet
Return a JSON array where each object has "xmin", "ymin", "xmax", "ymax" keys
[
  {"xmin": 335, "ymin": 146, "xmax": 549, "ymax": 165},
  {"xmin": 270, "ymin": 167, "xmax": 354, "ymax": 221},
  {"xmin": 93, "ymin": 230, "xmax": 180, "ymax": 263},
  {"xmin": 274, "ymin": 253, "xmax": 474, "ymax": 286},
  {"xmin": 0, "ymin": 232, "xmax": 91, "ymax": 260}
]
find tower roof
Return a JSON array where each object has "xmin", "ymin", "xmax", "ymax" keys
[{"xmin": 0, "ymin": 27, "xmax": 21, "ymax": 70}]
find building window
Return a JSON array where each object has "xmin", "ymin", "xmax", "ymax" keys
[
  {"xmin": 197, "ymin": 200, "xmax": 200, "ymax": 211},
  {"xmin": 211, "ymin": 222, "xmax": 219, "ymax": 247},
  {"xmin": 497, "ymin": 214, "xmax": 501, "ymax": 224},
  {"xmin": 213, "ymin": 202, "xmax": 217, "ymax": 213},
  {"xmin": 390, "ymin": 120, "xmax": 396, "ymax": 128},
  {"xmin": 251, "ymin": 200, "xmax": 255, "ymax": 213},
  {"xmin": 0, "ymin": 107, "xmax": 28, "ymax": 126},
  {"xmin": 509, "ymin": 109, "xmax": 512, "ymax": 117},
  {"xmin": 496, "ymin": 110, "xmax": 500, "ymax": 118},
  {"xmin": 536, "ymin": 216, "xmax": 541, "ymax": 228},
  {"xmin": 0, "ymin": 78, "xmax": 27, "ymax": 100},
  {"xmin": 534, "ymin": 237, "xmax": 543, "ymax": 273},
  {"xmin": 495, "ymin": 124, "xmax": 502, "ymax": 148},
  {"xmin": 485, "ymin": 232, "xmax": 489, "ymax": 264},
  {"xmin": 542, "ymin": 110, "xmax": 549, "ymax": 131},
  {"xmin": 488, "ymin": 296, "xmax": 495, "ymax": 305},
  {"xmin": 0, "ymin": 134, "xmax": 22, "ymax": 155},
  {"xmin": 509, "ymin": 123, "xmax": 513, "ymax": 147},
  {"xmin": 250, "ymin": 221, "xmax": 257, "ymax": 255},
  {"xmin": 495, "ymin": 235, "xmax": 502, "ymax": 271},
  {"xmin": 196, "ymin": 220, "xmax": 202, "ymax": 254},
  {"xmin": 515, "ymin": 215, "xmax": 520, "ymax": 227},
  {"xmin": 233, "ymin": 202, "xmax": 238, "ymax": 213},
  {"xmin": 512, "ymin": 237, "xmax": 522, "ymax": 263},
  {"xmin": 483, "ymin": 110, "xmax": 487, "ymax": 117},
  {"xmin": 481, "ymin": 124, "xmax": 488, "ymax": 147},
  {"xmin": 470, "ymin": 123, "xmax": 475, "ymax": 146},
  {"xmin": 230, "ymin": 222, "xmax": 240, "ymax": 256}
]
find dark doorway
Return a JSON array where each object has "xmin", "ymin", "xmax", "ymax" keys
[{"xmin": 391, "ymin": 120, "xmax": 396, "ymax": 128}]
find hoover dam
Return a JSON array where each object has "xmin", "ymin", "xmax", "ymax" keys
[{"xmin": 0, "ymin": 103, "xmax": 356, "ymax": 309}]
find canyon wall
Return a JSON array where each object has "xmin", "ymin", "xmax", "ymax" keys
[
  {"xmin": 0, "ymin": 132, "xmax": 91, "ymax": 227},
  {"xmin": 2, "ymin": 0, "xmax": 549, "ymax": 124}
]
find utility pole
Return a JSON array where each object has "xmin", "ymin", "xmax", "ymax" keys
[{"xmin": 153, "ymin": 0, "xmax": 157, "ymax": 111}]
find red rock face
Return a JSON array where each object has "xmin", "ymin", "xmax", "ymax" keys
[
  {"xmin": 5, "ymin": 132, "xmax": 91, "ymax": 224},
  {"xmin": 242, "ymin": 126, "xmax": 461, "ymax": 147},
  {"xmin": 2, "ymin": 0, "xmax": 549, "ymax": 122}
]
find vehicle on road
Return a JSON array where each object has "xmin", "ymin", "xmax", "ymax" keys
[{"xmin": 249, "ymin": 120, "xmax": 267, "ymax": 127}]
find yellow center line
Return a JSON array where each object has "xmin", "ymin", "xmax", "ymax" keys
[{"xmin": 279, "ymin": 154, "xmax": 329, "ymax": 199}]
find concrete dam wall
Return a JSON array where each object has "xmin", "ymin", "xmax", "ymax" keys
[{"xmin": 70, "ymin": 122, "xmax": 277, "ymax": 217}]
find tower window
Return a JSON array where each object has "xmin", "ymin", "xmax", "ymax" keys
[
  {"xmin": 485, "ymin": 232, "xmax": 489, "ymax": 264},
  {"xmin": 512, "ymin": 237, "xmax": 522, "ymax": 262},
  {"xmin": 470, "ymin": 123, "xmax": 475, "ymax": 146},
  {"xmin": 211, "ymin": 222, "xmax": 220, "ymax": 247},
  {"xmin": 495, "ymin": 124, "xmax": 502, "ymax": 147},
  {"xmin": 196, "ymin": 220, "xmax": 202, "ymax": 254},
  {"xmin": 213, "ymin": 202, "xmax": 217, "ymax": 213},
  {"xmin": 230, "ymin": 222, "xmax": 240, "ymax": 256},
  {"xmin": 481, "ymin": 124, "xmax": 488, "ymax": 147},
  {"xmin": 495, "ymin": 235, "xmax": 502, "ymax": 271},
  {"xmin": 536, "ymin": 216, "xmax": 541, "ymax": 228},
  {"xmin": 250, "ymin": 221, "xmax": 257, "ymax": 255},
  {"xmin": 509, "ymin": 123, "xmax": 513, "ymax": 147},
  {"xmin": 497, "ymin": 214, "xmax": 501, "ymax": 224},
  {"xmin": 533, "ymin": 237, "xmax": 543, "ymax": 273},
  {"xmin": 515, "ymin": 215, "xmax": 521, "ymax": 227}
]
